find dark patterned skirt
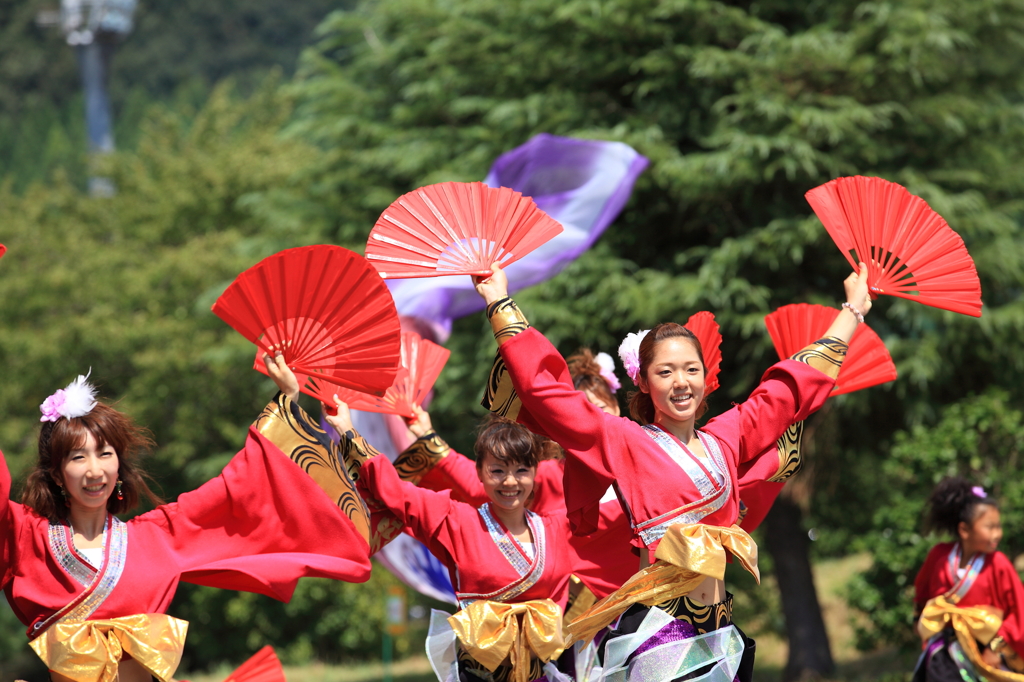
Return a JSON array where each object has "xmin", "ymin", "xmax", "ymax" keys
[{"xmin": 598, "ymin": 593, "xmax": 755, "ymax": 682}]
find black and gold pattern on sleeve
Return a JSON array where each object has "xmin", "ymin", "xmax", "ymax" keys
[
  {"xmin": 486, "ymin": 296, "xmax": 529, "ymax": 343},
  {"xmin": 341, "ymin": 430, "xmax": 383, "ymax": 484},
  {"xmin": 394, "ymin": 431, "xmax": 450, "ymax": 485},
  {"xmin": 253, "ymin": 392, "xmax": 371, "ymax": 545},
  {"xmin": 767, "ymin": 420, "xmax": 804, "ymax": 482},
  {"xmin": 790, "ymin": 336, "xmax": 848, "ymax": 380},
  {"xmin": 480, "ymin": 351, "xmax": 522, "ymax": 420}
]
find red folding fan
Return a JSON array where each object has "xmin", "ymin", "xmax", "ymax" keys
[
  {"xmin": 220, "ymin": 646, "xmax": 285, "ymax": 682},
  {"xmin": 255, "ymin": 330, "xmax": 450, "ymax": 419},
  {"xmin": 684, "ymin": 311, "xmax": 723, "ymax": 397},
  {"xmin": 0, "ymin": 244, "xmax": 6, "ymax": 259},
  {"xmin": 806, "ymin": 176, "xmax": 982, "ymax": 317},
  {"xmin": 365, "ymin": 181, "xmax": 564, "ymax": 278},
  {"xmin": 765, "ymin": 303, "xmax": 897, "ymax": 395},
  {"xmin": 213, "ymin": 245, "xmax": 402, "ymax": 396}
]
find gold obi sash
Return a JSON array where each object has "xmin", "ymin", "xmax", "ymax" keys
[
  {"xmin": 448, "ymin": 598, "xmax": 564, "ymax": 682},
  {"xmin": 566, "ymin": 523, "xmax": 759, "ymax": 645},
  {"xmin": 29, "ymin": 613, "xmax": 188, "ymax": 682},
  {"xmin": 919, "ymin": 596, "xmax": 1024, "ymax": 681}
]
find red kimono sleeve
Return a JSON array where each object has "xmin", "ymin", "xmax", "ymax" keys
[
  {"xmin": 0, "ymin": 448, "xmax": 14, "ymax": 589},
  {"xmin": 421, "ymin": 450, "xmax": 489, "ymax": 507},
  {"xmin": 130, "ymin": 427, "xmax": 372, "ymax": 602},
  {"xmin": 498, "ymin": 329, "xmax": 630, "ymax": 527},
  {"xmin": 357, "ymin": 455, "xmax": 460, "ymax": 566},
  {"xmin": 991, "ymin": 551, "xmax": 1024, "ymax": 658},
  {"xmin": 914, "ymin": 543, "xmax": 949, "ymax": 615}
]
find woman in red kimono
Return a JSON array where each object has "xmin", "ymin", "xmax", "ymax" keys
[
  {"xmin": 913, "ymin": 477, "xmax": 1024, "ymax": 682},
  {"xmin": 322, "ymin": 399, "xmax": 574, "ymax": 682},
  {"xmin": 392, "ymin": 348, "xmax": 636, "ymax": 606},
  {"xmin": 471, "ymin": 262, "xmax": 872, "ymax": 682},
  {"xmin": 1, "ymin": 367, "xmax": 372, "ymax": 682}
]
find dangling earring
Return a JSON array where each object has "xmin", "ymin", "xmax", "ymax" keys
[
  {"xmin": 116, "ymin": 480, "xmax": 124, "ymax": 501},
  {"xmin": 58, "ymin": 485, "xmax": 67, "ymax": 499}
]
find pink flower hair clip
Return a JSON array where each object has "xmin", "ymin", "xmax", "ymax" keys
[
  {"xmin": 594, "ymin": 352, "xmax": 622, "ymax": 393},
  {"xmin": 617, "ymin": 329, "xmax": 650, "ymax": 386},
  {"xmin": 40, "ymin": 372, "xmax": 98, "ymax": 422},
  {"xmin": 972, "ymin": 485, "xmax": 987, "ymax": 499}
]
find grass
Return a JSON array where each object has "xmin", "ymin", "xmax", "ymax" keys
[{"xmin": 180, "ymin": 553, "xmax": 917, "ymax": 682}]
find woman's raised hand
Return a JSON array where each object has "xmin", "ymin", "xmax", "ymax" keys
[
  {"xmin": 843, "ymin": 262, "xmax": 872, "ymax": 317},
  {"xmin": 263, "ymin": 351, "xmax": 300, "ymax": 404},
  {"xmin": 473, "ymin": 263, "xmax": 509, "ymax": 304},
  {"xmin": 324, "ymin": 396, "xmax": 353, "ymax": 434},
  {"xmin": 406, "ymin": 404, "xmax": 434, "ymax": 439}
]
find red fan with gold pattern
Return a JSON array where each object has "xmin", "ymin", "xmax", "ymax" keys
[
  {"xmin": 765, "ymin": 303, "xmax": 897, "ymax": 395},
  {"xmin": 219, "ymin": 646, "xmax": 285, "ymax": 682},
  {"xmin": 806, "ymin": 176, "xmax": 982, "ymax": 317},
  {"xmin": 685, "ymin": 311, "xmax": 723, "ymax": 397},
  {"xmin": 214, "ymin": 245, "xmax": 401, "ymax": 396},
  {"xmin": 365, "ymin": 181, "xmax": 564, "ymax": 278},
  {"xmin": 255, "ymin": 331, "xmax": 449, "ymax": 419}
]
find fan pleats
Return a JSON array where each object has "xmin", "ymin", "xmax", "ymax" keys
[
  {"xmin": 765, "ymin": 303, "xmax": 897, "ymax": 396},
  {"xmin": 806, "ymin": 176, "xmax": 982, "ymax": 317},
  {"xmin": 213, "ymin": 245, "xmax": 401, "ymax": 396},
  {"xmin": 684, "ymin": 311, "xmax": 723, "ymax": 397},
  {"xmin": 366, "ymin": 182, "xmax": 564, "ymax": 278},
  {"xmin": 220, "ymin": 646, "xmax": 285, "ymax": 682}
]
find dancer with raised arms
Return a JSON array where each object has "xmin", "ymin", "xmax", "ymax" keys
[
  {"xmin": 472, "ymin": 262, "xmax": 872, "ymax": 681},
  {"xmin": 1, "ymin": 370, "xmax": 372, "ymax": 682}
]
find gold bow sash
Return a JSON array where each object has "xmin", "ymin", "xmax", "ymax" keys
[
  {"xmin": 448, "ymin": 598, "xmax": 564, "ymax": 682},
  {"xmin": 918, "ymin": 596, "xmax": 1024, "ymax": 682},
  {"xmin": 29, "ymin": 613, "xmax": 188, "ymax": 682},
  {"xmin": 566, "ymin": 523, "xmax": 759, "ymax": 645}
]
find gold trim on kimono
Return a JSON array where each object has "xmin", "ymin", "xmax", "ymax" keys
[
  {"xmin": 394, "ymin": 432, "xmax": 451, "ymax": 485},
  {"xmin": 566, "ymin": 523, "xmax": 758, "ymax": 646},
  {"xmin": 486, "ymin": 297, "xmax": 530, "ymax": 344},
  {"xmin": 29, "ymin": 613, "xmax": 188, "ymax": 682},
  {"xmin": 448, "ymin": 599, "xmax": 564, "ymax": 682},
  {"xmin": 790, "ymin": 336, "xmax": 848, "ymax": 380}
]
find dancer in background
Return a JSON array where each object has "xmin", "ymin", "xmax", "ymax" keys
[
  {"xmin": 472, "ymin": 262, "xmax": 871, "ymax": 682},
  {"xmin": 914, "ymin": 477, "xmax": 1024, "ymax": 681},
  {"xmin": 1, "ymin": 369, "xmax": 371, "ymax": 682}
]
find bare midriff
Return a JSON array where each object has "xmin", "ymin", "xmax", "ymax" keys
[
  {"xmin": 639, "ymin": 552, "xmax": 726, "ymax": 606},
  {"xmin": 52, "ymin": 657, "xmax": 154, "ymax": 682}
]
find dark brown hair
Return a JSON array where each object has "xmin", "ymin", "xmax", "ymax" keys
[
  {"xmin": 473, "ymin": 416, "xmax": 542, "ymax": 471},
  {"xmin": 627, "ymin": 323, "xmax": 708, "ymax": 425},
  {"xmin": 22, "ymin": 402, "xmax": 163, "ymax": 521},
  {"xmin": 566, "ymin": 348, "xmax": 616, "ymax": 407},
  {"xmin": 925, "ymin": 476, "xmax": 998, "ymax": 537}
]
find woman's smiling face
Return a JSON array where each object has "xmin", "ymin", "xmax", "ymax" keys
[
  {"xmin": 639, "ymin": 337, "xmax": 706, "ymax": 426},
  {"xmin": 59, "ymin": 431, "xmax": 119, "ymax": 513},
  {"xmin": 477, "ymin": 450, "xmax": 535, "ymax": 513}
]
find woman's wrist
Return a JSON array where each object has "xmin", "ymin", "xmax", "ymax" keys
[{"xmin": 841, "ymin": 301, "xmax": 865, "ymax": 324}]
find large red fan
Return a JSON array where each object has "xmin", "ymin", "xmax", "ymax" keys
[
  {"xmin": 765, "ymin": 303, "xmax": 897, "ymax": 395},
  {"xmin": 220, "ymin": 646, "xmax": 285, "ymax": 682},
  {"xmin": 213, "ymin": 245, "xmax": 401, "ymax": 396},
  {"xmin": 684, "ymin": 311, "xmax": 723, "ymax": 397},
  {"xmin": 806, "ymin": 176, "xmax": 982, "ymax": 317},
  {"xmin": 0, "ymin": 244, "xmax": 6, "ymax": 259},
  {"xmin": 365, "ymin": 181, "xmax": 564, "ymax": 278},
  {"xmin": 255, "ymin": 330, "xmax": 450, "ymax": 419}
]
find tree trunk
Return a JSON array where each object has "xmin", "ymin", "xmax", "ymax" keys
[{"xmin": 763, "ymin": 497, "xmax": 835, "ymax": 681}]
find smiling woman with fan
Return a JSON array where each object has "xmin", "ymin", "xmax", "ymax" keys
[
  {"xmin": 0, "ymin": 372, "xmax": 373, "ymax": 682},
  {"xmin": 471, "ymin": 262, "xmax": 873, "ymax": 682}
]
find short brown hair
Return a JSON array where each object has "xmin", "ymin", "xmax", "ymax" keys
[
  {"xmin": 627, "ymin": 323, "xmax": 709, "ymax": 425},
  {"xmin": 473, "ymin": 416, "xmax": 542, "ymax": 471},
  {"xmin": 566, "ymin": 348, "xmax": 616, "ymax": 407},
  {"xmin": 22, "ymin": 402, "xmax": 163, "ymax": 521}
]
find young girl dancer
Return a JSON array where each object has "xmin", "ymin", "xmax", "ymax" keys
[
  {"xmin": 471, "ymin": 262, "xmax": 871, "ymax": 681},
  {"xmin": 914, "ymin": 477, "xmax": 1024, "ymax": 681},
  {"xmin": 1, "ymin": 368, "xmax": 371, "ymax": 682}
]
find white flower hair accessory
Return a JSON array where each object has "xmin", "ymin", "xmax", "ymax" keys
[
  {"xmin": 40, "ymin": 371, "xmax": 98, "ymax": 422},
  {"xmin": 617, "ymin": 329, "xmax": 650, "ymax": 386},
  {"xmin": 594, "ymin": 352, "xmax": 622, "ymax": 393}
]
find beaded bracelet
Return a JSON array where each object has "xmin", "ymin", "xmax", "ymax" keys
[{"xmin": 842, "ymin": 302, "xmax": 865, "ymax": 324}]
